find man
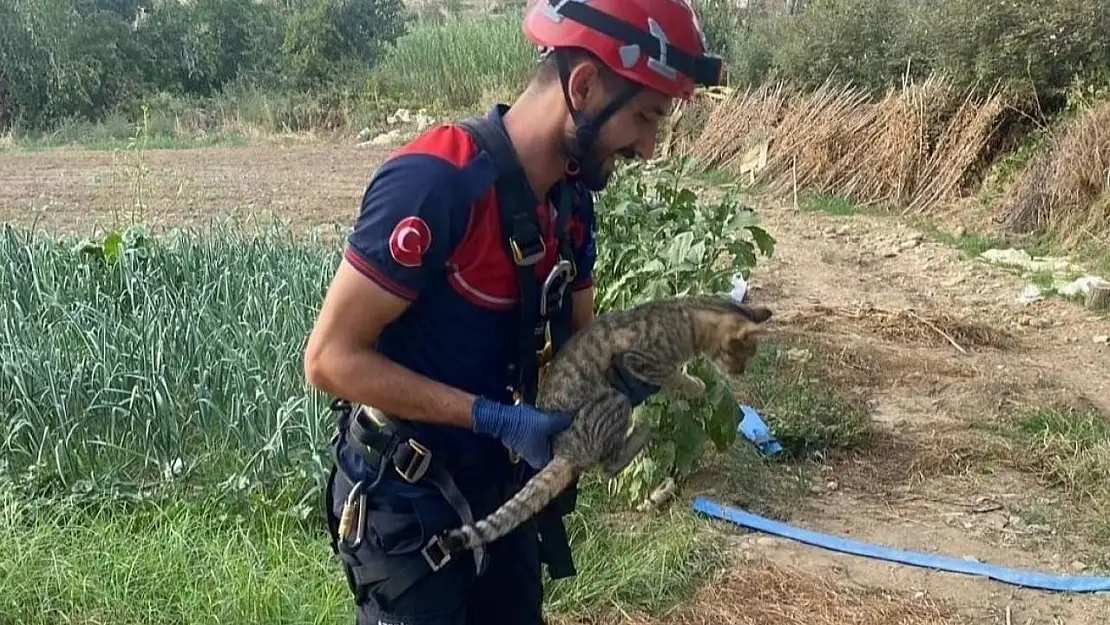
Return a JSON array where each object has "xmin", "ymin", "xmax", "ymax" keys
[{"xmin": 302, "ymin": 1, "xmax": 724, "ymax": 623}]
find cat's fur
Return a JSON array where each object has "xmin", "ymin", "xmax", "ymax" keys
[{"xmin": 439, "ymin": 294, "xmax": 773, "ymax": 555}]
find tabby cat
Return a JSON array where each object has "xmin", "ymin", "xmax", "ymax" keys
[{"xmin": 439, "ymin": 294, "xmax": 774, "ymax": 555}]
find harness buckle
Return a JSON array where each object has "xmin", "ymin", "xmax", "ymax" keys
[
  {"xmin": 510, "ymin": 236, "xmax": 546, "ymax": 266},
  {"xmin": 421, "ymin": 535, "xmax": 453, "ymax": 572},
  {"xmin": 395, "ymin": 439, "xmax": 432, "ymax": 483}
]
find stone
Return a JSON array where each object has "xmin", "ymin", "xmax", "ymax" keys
[{"xmin": 1016, "ymin": 284, "xmax": 1044, "ymax": 305}]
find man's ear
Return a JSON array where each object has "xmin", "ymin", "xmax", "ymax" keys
[{"xmin": 565, "ymin": 60, "xmax": 604, "ymax": 112}]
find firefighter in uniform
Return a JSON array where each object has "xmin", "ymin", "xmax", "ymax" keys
[{"xmin": 302, "ymin": 1, "xmax": 725, "ymax": 623}]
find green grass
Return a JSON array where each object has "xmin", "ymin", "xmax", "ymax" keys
[
  {"xmin": 799, "ymin": 193, "xmax": 860, "ymax": 216},
  {"xmin": 0, "ymin": 479, "xmax": 718, "ymax": 624},
  {"xmin": 0, "ymin": 222, "xmax": 723, "ymax": 623},
  {"xmin": 0, "ymin": 224, "xmax": 337, "ymax": 498},
  {"xmin": 744, "ymin": 339, "xmax": 873, "ymax": 459},
  {"xmin": 975, "ymin": 404, "xmax": 1110, "ymax": 565}
]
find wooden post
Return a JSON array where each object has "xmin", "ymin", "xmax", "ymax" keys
[{"xmin": 1086, "ymin": 281, "xmax": 1110, "ymax": 311}]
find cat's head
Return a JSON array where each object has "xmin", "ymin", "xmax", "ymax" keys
[{"xmin": 695, "ymin": 299, "xmax": 774, "ymax": 376}]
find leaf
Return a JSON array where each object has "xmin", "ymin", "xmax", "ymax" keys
[
  {"xmin": 101, "ymin": 232, "xmax": 123, "ymax": 261},
  {"xmin": 746, "ymin": 225, "xmax": 777, "ymax": 259},
  {"xmin": 666, "ymin": 231, "xmax": 695, "ymax": 266},
  {"xmin": 653, "ymin": 439, "xmax": 677, "ymax": 475},
  {"xmin": 730, "ymin": 240, "xmax": 758, "ymax": 269}
]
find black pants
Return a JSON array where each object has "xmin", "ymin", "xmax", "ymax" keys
[{"xmin": 326, "ymin": 461, "xmax": 546, "ymax": 625}]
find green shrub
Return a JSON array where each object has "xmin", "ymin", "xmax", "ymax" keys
[
  {"xmin": 370, "ymin": 14, "xmax": 535, "ymax": 110},
  {"xmin": 720, "ymin": 0, "xmax": 1110, "ymax": 105},
  {"xmin": 592, "ymin": 158, "xmax": 775, "ymax": 504}
]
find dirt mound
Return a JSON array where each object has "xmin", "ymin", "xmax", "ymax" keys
[{"xmin": 783, "ymin": 304, "xmax": 1018, "ymax": 352}]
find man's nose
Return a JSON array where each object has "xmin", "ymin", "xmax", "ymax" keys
[{"xmin": 634, "ymin": 131, "xmax": 657, "ymax": 159}]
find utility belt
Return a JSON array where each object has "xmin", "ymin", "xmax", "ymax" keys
[{"xmin": 323, "ymin": 397, "xmax": 578, "ymax": 609}]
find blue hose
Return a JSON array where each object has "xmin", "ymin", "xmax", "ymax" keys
[{"xmin": 692, "ymin": 497, "xmax": 1110, "ymax": 593}]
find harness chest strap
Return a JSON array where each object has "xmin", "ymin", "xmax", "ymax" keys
[
  {"xmin": 457, "ymin": 115, "xmax": 577, "ymax": 406},
  {"xmin": 457, "ymin": 114, "xmax": 580, "ymax": 580}
]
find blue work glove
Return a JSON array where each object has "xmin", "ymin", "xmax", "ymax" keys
[{"xmin": 471, "ymin": 397, "xmax": 573, "ymax": 469}]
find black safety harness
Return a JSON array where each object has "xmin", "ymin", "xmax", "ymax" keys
[{"xmin": 323, "ymin": 111, "xmax": 582, "ymax": 610}]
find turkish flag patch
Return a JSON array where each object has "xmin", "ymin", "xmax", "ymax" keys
[{"xmin": 388, "ymin": 216, "xmax": 433, "ymax": 268}]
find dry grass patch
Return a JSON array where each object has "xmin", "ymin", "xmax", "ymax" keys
[
  {"xmin": 771, "ymin": 326, "xmax": 980, "ymax": 393},
  {"xmin": 782, "ymin": 304, "xmax": 1018, "ymax": 352},
  {"xmin": 565, "ymin": 563, "xmax": 970, "ymax": 625},
  {"xmin": 1000, "ymin": 100, "xmax": 1110, "ymax": 250},
  {"xmin": 670, "ymin": 75, "xmax": 1016, "ymax": 216},
  {"xmin": 826, "ymin": 427, "xmax": 982, "ymax": 496}
]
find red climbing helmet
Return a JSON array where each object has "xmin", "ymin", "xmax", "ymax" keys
[{"xmin": 522, "ymin": 0, "xmax": 724, "ymax": 100}]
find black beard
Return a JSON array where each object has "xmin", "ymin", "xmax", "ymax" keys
[{"xmin": 563, "ymin": 131, "xmax": 613, "ymax": 192}]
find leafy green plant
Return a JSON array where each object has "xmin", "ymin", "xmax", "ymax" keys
[{"xmin": 591, "ymin": 158, "xmax": 775, "ymax": 504}]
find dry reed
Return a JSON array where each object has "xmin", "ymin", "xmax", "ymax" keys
[
  {"xmin": 675, "ymin": 74, "xmax": 1014, "ymax": 216},
  {"xmin": 1000, "ymin": 100, "xmax": 1110, "ymax": 247}
]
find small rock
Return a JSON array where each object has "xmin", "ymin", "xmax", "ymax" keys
[
  {"xmin": 897, "ymin": 238, "xmax": 921, "ymax": 251},
  {"xmin": 953, "ymin": 226, "xmax": 967, "ymax": 238},
  {"xmin": 1094, "ymin": 335, "xmax": 1109, "ymax": 345},
  {"xmin": 785, "ymin": 348, "xmax": 812, "ymax": 363},
  {"xmin": 368, "ymin": 129, "xmax": 406, "ymax": 146},
  {"xmin": 882, "ymin": 248, "xmax": 899, "ymax": 258},
  {"xmin": 756, "ymin": 536, "xmax": 780, "ymax": 547},
  {"xmin": 836, "ymin": 225, "xmax": 852, "ymax": 236},
  {"xmin": 1017, "ymin": 284, "xmax": 1044, "ymax": 305},
  {"xmin": 826, "ymin": 480, "xmax": 839, "ymax": 492},
  {"xmin": 913, "ymin": 590, "xmax": 927, "ymax": 600},
  {"xmin": 1059, "ymin": 275, "xmax": 1110, "ymax": 298},
  {"xmin": 1071, "ymin": 560, "xmax": 1088, "ymax": 572}
]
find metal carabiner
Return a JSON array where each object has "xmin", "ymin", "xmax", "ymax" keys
[
  {"xmin": 338, "ymin": 479, "xmax": 368, "ymax": 551},
  {"xmin": 540, "ymin": 259, "xmax": 574, "ymax": 317}
]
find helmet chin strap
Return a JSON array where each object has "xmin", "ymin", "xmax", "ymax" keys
[{"xmin": 552, "ymin": 49, "xmax": 641, "ymax": 179}]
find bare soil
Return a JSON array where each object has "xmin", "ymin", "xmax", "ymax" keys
[{"xmin": 3, "ymin": 143, "xmax": 1109, "ymax": 624}]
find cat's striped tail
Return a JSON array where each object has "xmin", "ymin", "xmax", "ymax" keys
[{"xmin": 442, "ymin": 455, "xmax": 577, "ymax": 552}]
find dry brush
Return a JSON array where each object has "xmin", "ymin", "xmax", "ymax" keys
[{"xmin": 668, "ymin": 75, "xmax": 1018, "ymax": 217}]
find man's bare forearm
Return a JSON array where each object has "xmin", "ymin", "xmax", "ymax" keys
[{"xmin": 307, "ymin": 344, "xmax": 477, "ymax": 429}]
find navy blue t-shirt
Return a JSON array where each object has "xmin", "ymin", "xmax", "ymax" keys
[{"xmin": 337, "ymin": 106, "xmax": 597, "ymax": 496}]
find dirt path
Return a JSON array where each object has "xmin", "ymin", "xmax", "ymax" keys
[
  {"xmin": 721, "ymin": 204, "xmax": 1110, "ymax": 624},
  {"xmin": 3, "ymin": 144, "xmax": 1109, "ymax": 624}
]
